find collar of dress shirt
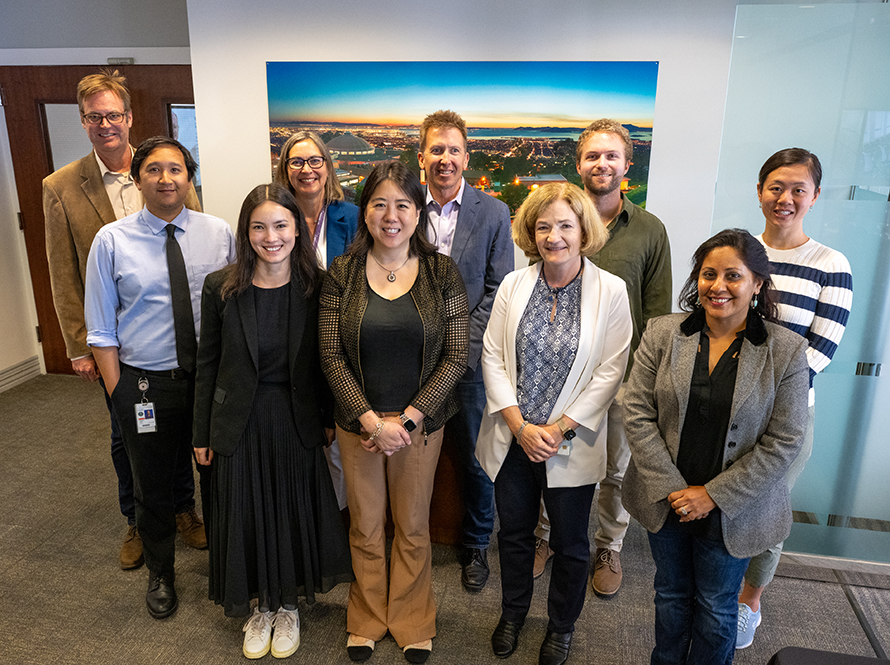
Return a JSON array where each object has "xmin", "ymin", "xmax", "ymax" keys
[
  {"xmin": 425, "ymin": 177, "xmax": 466, "ymax": 212},
  {"xmin": 94, "ymin": 147, "xmax": 135, "ymax": 180},
  {"xmin": 140, "ymin": 204, "xmax": 191, "ymax": 235}
]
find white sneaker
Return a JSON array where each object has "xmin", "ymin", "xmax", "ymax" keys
[
  {"xmin": 271, "ymin": 607, "xmax": 300, "ymax": 658},
  {"xmin": 242, "ymin": 607, "xmax": 273, "ymax": 659}
]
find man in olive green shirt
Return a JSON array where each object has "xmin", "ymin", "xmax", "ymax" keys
[{"xmin": 533, "ymin": 119, "xmax": 671, "ymax": 597}]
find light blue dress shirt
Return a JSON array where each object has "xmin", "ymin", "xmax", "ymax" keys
[
  {"xmin": 85, "ymin": 205, "xmax": 236, "ymax": 371},
  {"xmin": 425, "ymin": 178, "xmax": 465, "ymax": 256}
]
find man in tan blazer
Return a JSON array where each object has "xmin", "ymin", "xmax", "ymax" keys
[{"xmin": 43, "ymin": 70, "xmax": 205, "ymax": 570}]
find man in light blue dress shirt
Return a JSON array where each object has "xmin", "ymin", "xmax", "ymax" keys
[{"xmin": 85, "ymin": 137, "xmax": 235, "ymax": 619}]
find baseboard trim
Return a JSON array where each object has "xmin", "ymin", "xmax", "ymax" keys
[
  {"xmin": 782, "ymin": 551, "xmax": 890, "ymax": 576},
  {"xmin": 0, "ymin": 356, "xmax": 42, "ymax": 393}
]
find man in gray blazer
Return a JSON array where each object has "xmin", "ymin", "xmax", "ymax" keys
[
  {"xmin": 43, "ymin": 70, "xmax": 205, "ymax": 570},
  {"xmin": 418, "ymin": 110, "xmax": 513, "ymax": 592}
]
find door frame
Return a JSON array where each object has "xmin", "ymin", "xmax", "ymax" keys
[{"xmin": 0, "ymin": 65, "xmax": 196, "ymax": 374}]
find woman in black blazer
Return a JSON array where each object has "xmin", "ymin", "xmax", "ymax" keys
[{"xmin": 193, "ymin": 183, "xmax": 352, "ymax": 660}]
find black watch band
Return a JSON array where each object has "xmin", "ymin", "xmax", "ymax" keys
[{"xmin": 399, "ymin": 413, "xmax": 417, "ymax": 432}]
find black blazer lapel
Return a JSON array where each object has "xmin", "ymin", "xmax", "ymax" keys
[
  {"xmin": 236, "ymin": 287, "xmax": 259, "ymax": 370},
  {"xmin": 288, "ymin": 279, "xmax": 306, "ymax": 380}
]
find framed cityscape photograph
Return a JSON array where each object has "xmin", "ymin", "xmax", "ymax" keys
[{"xmin": 266, "ymin": 61, "xmax": 658, "ymax": 212}]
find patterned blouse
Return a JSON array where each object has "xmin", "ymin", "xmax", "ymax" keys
[{"xmin": 516, "ymin": 270, "xmax": 582, "ymax": 424}]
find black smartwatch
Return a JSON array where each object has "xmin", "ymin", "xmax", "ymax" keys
[
  {"xmin": 557, "ymin": 417, "xmax": 576, "ymax": 441},
  {"xmin": 399, "ymin": 413, "xmax": 417, "ymax": 432}
]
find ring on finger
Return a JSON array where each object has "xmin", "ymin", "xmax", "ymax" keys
[{"xmin": 680, "ymin": 507, "xmax": 689, "ymax": 516}]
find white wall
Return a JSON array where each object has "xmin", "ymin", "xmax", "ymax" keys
[
  {"xmin": 0, "ymin": 106, "xmax": 41, "ymax": 373},
  {"xmin": 187, "ymin": 0, "xmax": 740, "ymax": 304}
]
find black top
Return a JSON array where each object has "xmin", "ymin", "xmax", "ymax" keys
[
  {"xmin": 671, "ymin": 325, "xmax": 744, "ymax": 540},
  {"xmin": 360, "ymin": 288, "xmax": 423, "ymax": 412},
  {"xmin": 254, "ymin": 284, "xmax": 290, "ymax": 384}
]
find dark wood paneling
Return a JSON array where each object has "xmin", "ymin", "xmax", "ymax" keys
[{"xmin": 0, "ymin": 65, "xmax": 195, "ymax": 374}]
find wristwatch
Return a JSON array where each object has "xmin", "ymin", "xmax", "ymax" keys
[
  {"xmin": 399, "ymin": 412, "xmax": 417, "ymax": 432},
  {"xmin": 556, "ymin": 417, "xmax": 576, "ymax": 441}
]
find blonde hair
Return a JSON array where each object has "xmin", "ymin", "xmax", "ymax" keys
[
  {"xmin": 419, "ymin": 110, "xmax": 467, "ymax": 151},
  {"xmin": 575, "ymin": 118, "xmax": 632, "ymax": 164},
  {"xmin": 512, "ymin": 183, "xmax": 608, "ymax": 260},
  {"xmin": 76, "ymin": 69, "xmax": 131, "ymax": 114}
]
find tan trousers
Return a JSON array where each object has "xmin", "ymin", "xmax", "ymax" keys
[{"xmin": 338, "ymin": 424, "xmax": 443, "ymax": 647}]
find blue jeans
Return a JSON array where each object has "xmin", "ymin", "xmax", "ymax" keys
[
  {"xmin": 450, "ymin": 379, "xmax": 494, "ymax": 549},
  {"xmin": 647, "ymin": 524, "xmax": 750, "ymax": 665}
]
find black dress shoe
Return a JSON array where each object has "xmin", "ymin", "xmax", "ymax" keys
[
  {"xmin": 539, "ymin": 630, "xmax": 572, "ymax": 665},
  {"xmin": 492, "ymin": 618, "xmax": 523, "ymax": 658},
  {"xmin": 461, "ymin": 547, "xmax": 490, "ymax": 592},
  {"xmin": 146, "ymin": 570, "xmax": 178, "ymax": 619}
]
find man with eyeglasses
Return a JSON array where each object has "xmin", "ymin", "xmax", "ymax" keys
[{"xmin": 43, "ymin": 70, "xmax": 205, "ymax": 572}]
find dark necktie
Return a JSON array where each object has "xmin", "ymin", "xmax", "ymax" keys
[{"xmin": 165, "ymin": 223, "xmax": 197, "ymax": 373}]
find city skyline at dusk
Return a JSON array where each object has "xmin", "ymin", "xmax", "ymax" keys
[{"xmin": 266, "ymin": 61, "xmax": 658, "ymax": 129}]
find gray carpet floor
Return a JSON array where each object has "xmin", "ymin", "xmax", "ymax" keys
[{"xmin": 0, "ymin": 375, "xmax": 887, "ymax": 664}]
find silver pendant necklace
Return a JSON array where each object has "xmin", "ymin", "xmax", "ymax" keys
[{"xmin": 370, "ymin": 252, "xmax": 410, "ymax": 282}]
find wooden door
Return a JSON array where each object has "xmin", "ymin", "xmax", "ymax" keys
[{"xmin": 0, "ymin": 65, "xmax": 196, "ymax": 374}]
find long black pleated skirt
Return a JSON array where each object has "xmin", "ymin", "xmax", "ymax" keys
[{"xmin": 208, "ymin": 383, "xmax": 354, "ymax": 617}]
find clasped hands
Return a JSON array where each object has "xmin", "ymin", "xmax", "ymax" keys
[
  {"xmin": 361, "ymin": 416, "xmax": 411, "ymax": 456},
  {"xmin": 668, "ymin": 486, "xmax": 717, "ymax": 522},
  {"xmin": 517, "ymin": 422, "xmax": 564, "ymax": 463}
]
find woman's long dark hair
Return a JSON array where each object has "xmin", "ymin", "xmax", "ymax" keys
[
  {"xmin": 219, "ymin": 183, "xmax": 320, "ymax": 300},
  {"xmin": 678, "ymin": 228, "xmax": 778, "ymax": 322},
  {"xmin": 347, "ymin": 161, "xmax": 435, "ymax": 258}
]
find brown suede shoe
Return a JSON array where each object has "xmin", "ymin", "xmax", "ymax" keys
[
  {"xmin": 591, "ymin": 547, "xmax": 622, "ymax": 597},
  {"xmin": 175, "ymin": 508, "xmax": 207, "ymax": 549},
  {"xmin": 533, "ymin": 538, "xmax": 553, "ymax": 579},
  {"xmin": 120, "ymin": 525, "xmax": 144, "ymax": 570}
]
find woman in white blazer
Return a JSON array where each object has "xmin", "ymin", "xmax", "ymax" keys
[{"xmin": 475, "ymin": 183, "xmax": 631, "ymax": 665}]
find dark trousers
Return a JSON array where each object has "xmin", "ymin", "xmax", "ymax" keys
[
  {"xmin": 111, "ymin": 364, "xmax": 207, "ymax": 576},
  {"xmin": 102, "ymin": 378, "xmax": 198, "ymax": 526},
  {"xmin": 449, "ymin": 378, "xmax": 494, "ymax": 549},
  {"xmin": 495, "ymin": 441, "xmax": 596, "ymax": 633}
]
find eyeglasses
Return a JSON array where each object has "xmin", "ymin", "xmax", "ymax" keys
[
  {"xmin": 286, "ymin": 156, "xmax": 325, "ymax": 170},
  {"xmin": 82, "ymin": 112, "xmax": 128, "ymax": 125}
]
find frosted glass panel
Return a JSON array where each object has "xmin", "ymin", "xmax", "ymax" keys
[
  {"xmin": 44, "ymin": 104, "xmax": 92, "ymax": 171},
  {"xmin": 714, "ymin": 3, "xmax": 890, "ymax": 563}
]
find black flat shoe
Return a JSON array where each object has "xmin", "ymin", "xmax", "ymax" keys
[
  {"xmin": 146, "ymin": 570, "xmax": 178, "ymax": 619},
  {"xmin": 539, "ymin": 630, "xmax": 572, "ymax": 665},
  {"xmin": 461, "ymin": 547, "xmax": 490, "ymax": 592},
  {"xmin": 492, "ymin": 618, "xmax": 523, "ymax": 658},
  {"xmin": 347, "ymin": 635, "xmax": 374, "ymax": 662}
]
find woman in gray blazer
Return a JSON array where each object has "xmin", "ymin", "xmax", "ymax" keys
[{"xmin": 622, "ymin": 229, "xmax": 809, "ymax": 665}]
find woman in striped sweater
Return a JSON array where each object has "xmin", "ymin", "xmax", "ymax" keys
[{"xmin": 736, "ymin": 148, "xmax": 853, "ymax": 649}]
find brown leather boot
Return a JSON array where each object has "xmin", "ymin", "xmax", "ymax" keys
[
  {"xmin": 120, "ymin": 525, "xmax": 144, "ymax": 570},
  {"xmin": 533, "ymin": 538, "xmax": 553, "ymax": 579},
  {"xmin": 175, "ymin": 508, "xmax": 207, "ymax": 549},
  {"xmin": 591, "ymin": 547, "xmax": 622, "ymax": 597}
]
